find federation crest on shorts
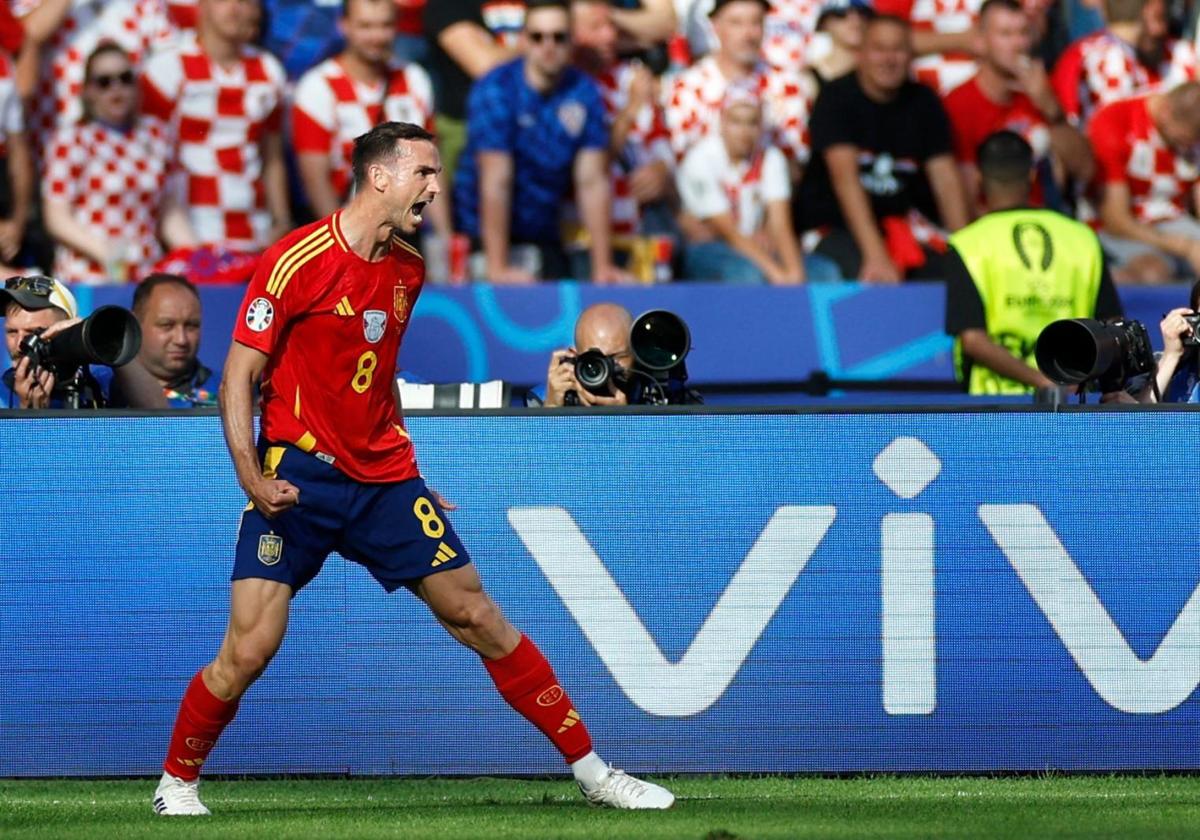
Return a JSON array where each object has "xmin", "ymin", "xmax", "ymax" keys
[
  {"xmin": 557, "ymin": 101, "xmax": 586, "ymax": 138},
  {"xmin": 363, "ymin": 310, "xmax": 387, "ymax": 344},
  {"xmin": 245, "ymin": 297, "xmax": 274, "ymax": 332},
  {"xmin": 394, "ymin": 286, "xmax": 409, "ymax": 324},
  {"xmin": 257, "ymin": 534, "xmax": 283, "ymax": 566}
]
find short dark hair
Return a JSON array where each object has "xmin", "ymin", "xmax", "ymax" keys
[
  {"xmin": 979, "ymin": 0, "xmax": 1024, "ymax": 22},
  {"xmin": 351, "ymin": 122, "xmax": 437, "ymax": 190},
  {"xmin": 865, "ymin": 13, "xmax": 911, "ymax": 33},
  {"xmin": 977, "ymin": 130, "xmax": 1034, "ymax": 184},
  {"xmin": 132, "ymin": 273, "xmax": 199, "ymax": 317},
  {"xmin": 84, "ymin": 42, "xmax": 131, "ymax": 84},
  {"xmin": 525, "ymin": 0, "xmax": 571, "ymax": 17}
]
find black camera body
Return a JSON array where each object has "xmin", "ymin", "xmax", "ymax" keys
[
  {"xmin": 1035, "ymin": 317, "xmax": 1156, "ymax": 393},
  {"xmin": 561, "ymin": 309, "xmax": 700, "ymax": 406},
  {"xmin": 1182, "ymin": 312, "xmax": 1200, "ymax": 347},
  {"xmin": 19, "ymin": 305, "xmax": 141, "ymax": 379}
]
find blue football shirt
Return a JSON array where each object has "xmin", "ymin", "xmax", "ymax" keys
[{"xmin": 453, "ymin": 58, "xmax": 608, "ymax": 244}]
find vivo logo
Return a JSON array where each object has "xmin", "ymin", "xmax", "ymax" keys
[{"xmin": 508, "ymin": 437, "xmax": 1200, "ymax": 718}]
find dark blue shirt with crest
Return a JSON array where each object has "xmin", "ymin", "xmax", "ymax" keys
[{"xmin": 453, "ymin": 58, "xmax": 608, "ymax": 244}]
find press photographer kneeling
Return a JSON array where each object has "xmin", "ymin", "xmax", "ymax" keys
[
  {"xmin": 1, "ymin": 276, "xmax": 166, "ymax": 409},
  {"xmin": 538, "ymin": 303, "xmax": 700, "ymax": 407}
]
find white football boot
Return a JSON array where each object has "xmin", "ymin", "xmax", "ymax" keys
[
  {"xmin": 579, "ymin": 766, "xmax": 675, "ymax": 809},
  {"xmin": 152, "ymin": 771, "xmax": 211, "ymax": 816}
]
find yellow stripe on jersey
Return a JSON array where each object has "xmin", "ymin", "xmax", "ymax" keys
[
  {"xmin": 275, "ymin": 238, "xmax": 334, "ymax": 299},
  {"xmin": 391, "ymin": 235, "xmax": 423, "ymax": 261},
  {"xmin": 335, "ymin": 296, "xmax": 355, "ymax": 316},
  {"xmin": 293, "ymin": 386, "xmax": 301, "ymax": 419},
  {"xmin": 330, "ymin": 213, "xmax": 350, "ymax": 251},
  {"xmin": 267, "ymin": 227, "xmax": 333, "ymax": 296},
  {"xmin": 295, "ymin": 431, "xmax": 317, "ymax": 453}
]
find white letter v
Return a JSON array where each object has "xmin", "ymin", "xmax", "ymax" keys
[{"xmin": 507, "ymin": 506, "xmax": 837, "ymax": 717}]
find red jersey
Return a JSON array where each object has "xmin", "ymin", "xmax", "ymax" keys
[
  {"xmin": 1088, "ymin": 94, "xmax": 1200, "ymax": 226},
  {"xmin": 232, "ymin": 213, "xmax": 424, "ymax": 483},
  {"xmin": 944, "ymin": 76, "xmax": 1052, "ymax": 204}
]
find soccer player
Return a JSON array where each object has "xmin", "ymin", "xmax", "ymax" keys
[{"xmin": 152, "ymin": 121, "xmax": 675, "ymax": 816}]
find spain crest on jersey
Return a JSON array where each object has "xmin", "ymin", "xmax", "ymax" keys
[
  {"xmin": 394, "ymin": 286, "xmax": 409, "ymax": 324},
  {"xmin": 363, "ymin": 310, "xmax": 387, "ymax": 344}
]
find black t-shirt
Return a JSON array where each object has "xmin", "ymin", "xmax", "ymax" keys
[
  {"xmin": 796, "ymin": 73, "xmax": 954, "ymax": 231},
  {"xmin": 424, "ymin": 0, "xmax": 527, "ymax": 120}
]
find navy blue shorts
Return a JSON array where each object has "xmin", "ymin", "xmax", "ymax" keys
[{"xmin": 232, "ymin": 443, "xmax": 471, "ymax": 593}]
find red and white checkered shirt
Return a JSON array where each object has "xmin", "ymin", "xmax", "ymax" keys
[
  {"xmin": 1052, "ymin": 31, "xmax": 1198, "ymax": 126},
  {"xmin": 0, "ymin": 51, "xmax": 23, "ymax": 157},
  {"xmin": 875, "ymin": 0, "xmax": 982, "ymax": 96},
  {"xmin": 592, "ymin": 62, "xmax": 674, "ymax": 236},
  {"xmin": 13, "ymin": 0, "xmax": 176, "ymax": 152},
  {"xmin": 664, "ymin": 56, "xmax": 810, "ymax": 164},
  {"xmin": 141, "ymin": 33, "xmax": 287, "ymax": 252},
  {"xmin": 762, "ymin": 0, "xmax": 824, "ymax": 70},
  {"xmin": 44, "ymin": 117, "xmax": 174, "ymax": 284},
  {"xmin": 291, "ymin": 57, "xmax": 435, "ymax": 201},
  {"xmin": 1088, "ymin": 94, "xmax": 1200, "ymax": 225}
]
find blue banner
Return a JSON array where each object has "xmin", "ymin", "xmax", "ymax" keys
[
  {"xmin": 1, "ymin": 283, "xmax": 1190, "ymax": 388},
  {"xmin": 1, "ymin": 411, "xmax": 1197, "ymax": 776}
]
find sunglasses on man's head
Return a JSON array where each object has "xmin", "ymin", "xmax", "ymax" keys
[
  {"xmin": 4, "ymin": 276, "xmax": 54, "ymax": 296},
  {"xmin": 89, "ymin": 70, "xmax": 135, "ymax": 90},
  {"xmin": 527, "ymin": 30, "xmax": 569, "ymax": 45}
]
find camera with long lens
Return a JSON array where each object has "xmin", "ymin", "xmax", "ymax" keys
[
  {"xmin": 1182, "ymin": 312, "xmax": 1200, "ymax": 347},
  {"xmin": 560, "ymin": 309, "xmax": 700, "ymax": 406},
  {"xmin": 626, "ymin": 309, "xmax": 700, "ymax": 406},
  {"xmin": 1035, "ymin": 317, "xmax": 1156, "ymax": 393},
  {"xmin": 19, "ymin": 305, "xmax": 142, "ymax": 380}
]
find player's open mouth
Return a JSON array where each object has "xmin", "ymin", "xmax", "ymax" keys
[{"xmin": 410, "ymin": 200, "xmax": 428, "ymax": 222}]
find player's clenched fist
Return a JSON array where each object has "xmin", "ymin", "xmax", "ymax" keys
[{"xmin": 247, "ymin": 477, "xmax": 300, "ymax": 518}]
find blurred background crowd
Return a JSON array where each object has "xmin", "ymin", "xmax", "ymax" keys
[{"xmin": 0, "ymin": 0, "xmax": 1197, "ymax": 289}]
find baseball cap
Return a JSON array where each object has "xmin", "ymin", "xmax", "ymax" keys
[
  {"xmin": 0, "ymin": 275, "xmax": 79, "ymax": 319},
  {"xmin": 709, "ymin": 0, "xmax": 772, "ymax": 18},
  {"xmin": 817, "ymin": 0, "xmax": 874, "ymax": 25}
]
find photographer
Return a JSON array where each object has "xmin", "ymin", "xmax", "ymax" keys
[
  {"xmin": 1143, "ymin": 282, "xmax": 1200, "ymax": 403},
  {"xmin": 542, "ymin": 303, "xmax": 634, "ymax": 407},
  {"xmin": 0, "ymin": 276, "xmax": 165, "ymax": 410}
]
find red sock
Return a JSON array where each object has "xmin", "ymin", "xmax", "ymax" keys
[
  {"xmin": 162, "ymin": 670, "xmax": 239, "ymax": 781},
  {"xmin": 483, "ymin": 635, "xmax": 593, "ymax": 763}
]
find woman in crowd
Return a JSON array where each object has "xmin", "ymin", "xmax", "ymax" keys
[{"xmin": 43, "ymin": 43, "xmax": 193, "ymax": 285}]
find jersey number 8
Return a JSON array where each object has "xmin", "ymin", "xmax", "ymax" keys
[
  {"xmin": 413, "ymin": 496, "xmax": 446, "ymax": 539},
  {"xmin": 352, "ymin": 351, "xmax": 378, "ymax": 394}
]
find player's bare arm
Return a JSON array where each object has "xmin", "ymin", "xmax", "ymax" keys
[{"xmin": 219, "ymin": 341, "xmax": 299, "ymax": 517}]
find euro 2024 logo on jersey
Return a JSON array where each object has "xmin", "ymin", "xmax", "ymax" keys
[
  {"xmin": 363, "ymin": 310, "xmax": 387, "ymax": 344},
  {"xmin": 245, "ymin": 297, "xmax": 274, "ymax": 332}
]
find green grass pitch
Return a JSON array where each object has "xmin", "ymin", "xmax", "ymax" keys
[{"xmin": 2, "ymin": 775, "xmax": 1198, "ymax": 839}]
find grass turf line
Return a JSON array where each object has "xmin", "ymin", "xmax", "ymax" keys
[{"xmin": 2, "ymin": 776, "xmax": 1199, "ymax": 839}]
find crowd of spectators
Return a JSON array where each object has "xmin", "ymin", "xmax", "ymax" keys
[{"xmin": 0, "ymin": 0, "xmax": 1193, "ymax": 289}]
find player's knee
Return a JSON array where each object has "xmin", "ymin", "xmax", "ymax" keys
[
  {"xmin": 443, "ymin": 596, "xmax": 503, "ymax": 634},
  {"xmin": 225, "ymin": 638, "xmax": 276, "ymax": 683}
]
